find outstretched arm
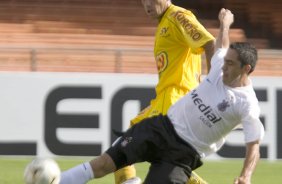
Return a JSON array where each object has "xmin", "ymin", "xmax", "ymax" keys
[
  {"xmin": 216, "ymin": 8, "xmax": 234, "ymax": 50},
  {"xmin": 234, "ymin": 140, "xmax": 261, "ymax": 184},
  {"xmin": 203, "ymin": 39, "xmax": 215, "ymax": 72}
]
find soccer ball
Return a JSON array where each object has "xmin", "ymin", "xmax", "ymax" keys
[{"xmin": 24, "ymin": 158, "xmax": 61, "ymax": 184}]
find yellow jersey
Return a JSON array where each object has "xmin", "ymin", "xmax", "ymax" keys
[
  {"xmin": 131, "ymin": 5, "xmax": 214, "ymax": 125},
  {"xmin": 155, "ymin": 4, "xmax": 214, "ymax": 94}
]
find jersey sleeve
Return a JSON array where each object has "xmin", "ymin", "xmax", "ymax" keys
[
  {"xmin": 241, "ymin": 100, "xmax": 265, "ymax": 143},
  {"xmin": 211, "ymin": 48, "xmax": 227, "ymax": 67},
  {"xmin": 207, "ymin": 48, "xmax": 227, "ymax": 80},
  {"xmin": 173, "ymin": 11, "xmax": 215, "ymax": 54}
]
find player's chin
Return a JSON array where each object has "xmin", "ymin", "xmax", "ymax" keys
[
  {"xmin": 222, "ymin": 76, "xmax": 229, "ymax": 85},
  {"xmin": 145, "ymin": 11, "xmax": 158, "ymax": 19},
  {"xmin": 147, "ymin": 13, "xmax": 158, "ymax": 19}
]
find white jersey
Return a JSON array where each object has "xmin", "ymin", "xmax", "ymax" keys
[{"xmin": 167, "ymin": 48, "xmax": 264, "ymax": 157}]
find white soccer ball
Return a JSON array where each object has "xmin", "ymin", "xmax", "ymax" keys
[{"xmin": 24, "ymin": 158, "xmax": 61, "ymax": 184}]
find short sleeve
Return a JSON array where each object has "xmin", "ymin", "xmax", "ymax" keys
[
  {"xmin": 171, "ymin": 10, "xmax": 214, "ymax": 54},
  {"xmin": 241, "ymin": 101, "xmax": 265, "ymax": 143},
  {"xmin": 211, "ymin": 48, "xmax": 227, "ymax": 67},
  {"xmin": 207, "ymin": 48, "xmax": 227, "ymax": 79}
]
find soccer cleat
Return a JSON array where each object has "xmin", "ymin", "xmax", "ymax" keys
[{"xmin": 121, "ymin": 177, "xmax": 142, "ymax": 184}]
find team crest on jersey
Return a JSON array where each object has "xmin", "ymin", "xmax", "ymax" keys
[
  {"xmin": 160, "ymin": 27, "xmax": 170, "ymax": 37},
  {"xmin": 156, "ymin": 51, "xmax": 168, "ymax": 73},
  {"xmin": 217, "ymin": 100, "xmax": 230, "ymax": 112},
  {"xmin": 121, "ymin": 137, "xmax": 133, "ymax": 147}
]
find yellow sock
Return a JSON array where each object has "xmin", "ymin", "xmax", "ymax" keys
[
  {"xmin": 114, "ymin": 165, "xmax": 136, "ymax": 184},
  {"xmin": 186, "ymin": 171, "xmax": 208, "ymax": 184}
]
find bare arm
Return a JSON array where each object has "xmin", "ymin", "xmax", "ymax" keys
[
  {"xmin": 203, "ymin": 39, "xmax": 215, "ymax": 72},
  {"xmin": 216, "ymin": 8, "xmax": 234, "ymax": 50},
  {"xmin": 234, "ymin": 140, "xmax": 261, "ymax": 184}
]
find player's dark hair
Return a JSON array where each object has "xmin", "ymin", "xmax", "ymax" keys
[{"xmin": 230, "ymin": 42, "xmax": 258, "ymax": 74}]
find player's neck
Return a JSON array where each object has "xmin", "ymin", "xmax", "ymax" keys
[
  {"xmin": 226, "ymin": 75, "xmax": 250, "ymax": 88},
  {"xmin": 157, "ymin": 2, "xmax": 171, "ymax": 21}
]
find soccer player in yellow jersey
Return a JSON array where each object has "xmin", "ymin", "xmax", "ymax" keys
[{"xmin": 115, "ymin": 0, "xmax": 215, "ymax": 184}]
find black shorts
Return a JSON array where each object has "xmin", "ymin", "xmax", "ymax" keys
[{"xmin": 106, "ymin": 115, "xmax": 202, "ymax": 182}]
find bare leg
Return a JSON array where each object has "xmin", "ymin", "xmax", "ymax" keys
[
  {"xmin": 60, "ymin": 153, "xmax": 117, "ymax": 184},
  {"xmin": 90, "ymin": 153, "xmax": 117, "ymax": 178}
]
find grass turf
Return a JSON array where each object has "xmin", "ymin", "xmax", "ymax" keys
[{"xmin": 0, "ymin": 157, "xmax": 281, "ymax": 184}]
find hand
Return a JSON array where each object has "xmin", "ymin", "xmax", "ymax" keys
[
  {"xmin": 218, "ymin": 8, "xmax": 234, "ymax": 29},
  {"xmin": 234, "ymin": 176, "xmax": 251, "ymax": 184}
]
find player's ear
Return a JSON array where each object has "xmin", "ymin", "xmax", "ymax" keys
[{"xmin": 244, "ymin": 64, "xmax": 252, "ymax": 74}]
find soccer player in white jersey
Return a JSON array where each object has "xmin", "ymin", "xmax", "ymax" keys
[{"xmin": 59, "ymin": 9, "xmax": 264, "ymax": 184}]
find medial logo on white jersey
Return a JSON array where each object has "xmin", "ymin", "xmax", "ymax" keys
[{"xmin": 191, "ymin": 89, "xmax": 222, "ymax": 124}]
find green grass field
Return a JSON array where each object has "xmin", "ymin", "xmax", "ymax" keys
[{"xmin": 1, "ymin": 157, "xmax": 281, "ymax": 184}]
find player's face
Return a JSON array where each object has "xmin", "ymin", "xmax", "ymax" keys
[
  {"xmin": 141, "ymin": 0, "xmax": 169, "ymax": 19},
  {"xmin": 222, "ymin": 49, "xmax": 246, "ymax": 86}
]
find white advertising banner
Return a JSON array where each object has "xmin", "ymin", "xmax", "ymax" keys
[{"xmin": 0, "ymin": 72, "xmax": 281, "ymax": 160}]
